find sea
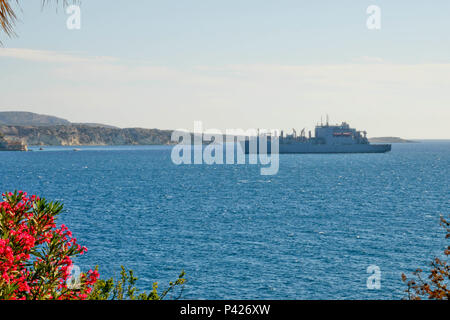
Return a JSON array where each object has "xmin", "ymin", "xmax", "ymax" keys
[{"xmin": 0, "ymin": 141, "xmax": 448, "ymax": 299}]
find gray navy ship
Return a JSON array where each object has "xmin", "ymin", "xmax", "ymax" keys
[{"xmin": 245, "ymin": 120, "xmax": 391, "ymax": 154}]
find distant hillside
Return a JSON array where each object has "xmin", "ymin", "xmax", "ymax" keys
[
  {"xmin": 369, "ymin": 137, "xmax": 416, "ymax": 143},
  {"xmin": 0, "ymin": 125, "xmax": 174, "ymax": 146},
  {"xmin": 0, "ymin": 111, "xmax": 71, "ymax": 126},
  {"xmin": 0, "ymin": 111, "xmax": 117, "ymax": 128},
  {"xmin": 72, "ymin": 123, "xmax": 119, "ymax": 129}
]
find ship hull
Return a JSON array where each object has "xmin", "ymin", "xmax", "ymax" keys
[
  {"xmin": 244, "ymin": 141, "xmax": 391, "ymax": 154},
  {"xmin": 279, "ymin": 143, "xmax": 391, "ymax": 154}
]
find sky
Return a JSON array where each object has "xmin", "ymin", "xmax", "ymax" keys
[{"xmin": 1, "ymin": 0, "xmax": 450, "ymax": 139}]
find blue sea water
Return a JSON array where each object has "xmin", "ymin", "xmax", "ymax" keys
[{"xmin": 0, "ymin": 142, "xmax": 449, "ymax": 299}]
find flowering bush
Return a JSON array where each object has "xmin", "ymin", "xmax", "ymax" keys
[
  {"xmin": 0, "ymin": 191, "xmax": 98, "ymax": 300},
  {"xmin": 402, "ymin": 216, "xmax": 449, "ymax": 300}
]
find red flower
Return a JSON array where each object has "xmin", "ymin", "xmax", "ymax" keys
[{"xmin": 0, "ymin": 191, "xmax": 98, "ymax": 300}]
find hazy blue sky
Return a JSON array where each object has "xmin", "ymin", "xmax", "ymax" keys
[{"xmin": 1, "ymin": 1, "xmax": 449, "ymax": 138}]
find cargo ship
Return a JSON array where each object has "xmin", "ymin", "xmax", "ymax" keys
[{"xmin": 245, "ymin": 119, "xmax": 391, "ymax": 154}]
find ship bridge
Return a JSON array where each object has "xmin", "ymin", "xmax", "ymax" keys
[{"xmin": 315, "ymin": 122, "xmax": 368, "ymax": 145}]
